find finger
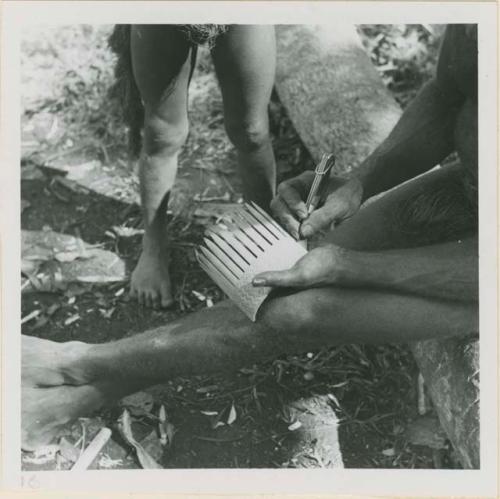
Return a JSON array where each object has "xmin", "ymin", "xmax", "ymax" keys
[
  {"xmin": 252, "ymin": 268, "xmax": 302, "ymax": 288},
  {"xmin": 277, "ymin": 182, "xmax": 308, "ymax": 220},
  {"xmin": 160, "ymin": 285, "xmax": 173, "ymax": 308},
  {"xmin": 150, "ymin": 291, "xmax": 160, "ymax": 310},
  {"xmin": 271, "ymin": 198, "xmax": 301, "ymax": 239},
  {"xmin": 300, "ymin": 204, "xmax": 336, "ymax": 238}
]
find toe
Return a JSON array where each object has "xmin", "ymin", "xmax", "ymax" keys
[
  {"xmin": 160, "ymin": 287, "xmax": 173, "ymax": 308},
  {"xmin": 150, "ymin": 291, "xmax": 160, "ymax": 310},
  {"xmin": 145, "ymin": 292, "xmax": 154, "ymax": 309}
]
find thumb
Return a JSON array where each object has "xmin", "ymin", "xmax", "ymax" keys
[
  {"xmin": 252, "ymin": 268, "xmax": 302, "ymax": 288},
  {"xmin": 300, "ymin": 205, "xmax": 335, "ymax": 238}
]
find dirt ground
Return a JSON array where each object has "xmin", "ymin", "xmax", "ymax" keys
[{"xmin": 20, "ymin": 24, "xmax": 460, "ymax": 470}]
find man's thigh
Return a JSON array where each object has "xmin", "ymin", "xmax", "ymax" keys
[{"xmin": 322, "ymin": 163, "xmax": 476, "ymax": 252}]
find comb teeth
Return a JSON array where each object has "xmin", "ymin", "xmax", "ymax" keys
[{"xmin": 198, "ymin": 202, "xmax": 307, "ymax": 321}]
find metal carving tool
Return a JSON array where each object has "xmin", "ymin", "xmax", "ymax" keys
[{"xmin": 305, "ymin": 153, "xmax": 336, "ymax": 214}]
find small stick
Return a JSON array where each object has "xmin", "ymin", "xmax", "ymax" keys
[
  {"xmin": 21, "ymin": 309, "xmax": 40, "ymax": 325},
  {"xmin": 71, "ymin": 427, "xmax": 111, "ymax": 471},
  {"xmin": 417, "ymin": 372, "xmax": 426, "ymax": 415}
]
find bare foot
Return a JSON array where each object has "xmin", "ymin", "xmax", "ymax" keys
[
  {"xmin": 22, "ymin": 335, "xmax": 91, "ymax": 388},
  {"xmin": 130, "ymin": 247, "xmax": 173, "ymax": 309},
  {"xmin": 22, "ymin": 384, "xmax": 108, "ymax": 451}
]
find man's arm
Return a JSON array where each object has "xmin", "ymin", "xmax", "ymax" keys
[
  {"xmin": 355, "ymin": 26, "xmax": 467, "ymax": 201},
  {"xmin": 346, "ymin": 236, "xmax": 478, "ymax": 302},
  {"xmin": 254, "ymin": 236, "xmax": 478, "ymax": 303},
  {"xmin": 355, "ymin": 78, "xmax": 462, "ymax": 201}
]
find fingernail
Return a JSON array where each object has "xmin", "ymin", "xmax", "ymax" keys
[
  {"xmin": 252, "ymin": 278, "xmax": 266, "ymax": 286},
  {"xmin": 297, "ymin": 209, "xmax": 307, "ymax": 220},
  {"xmin": 301, "ymin": 225, "xmax": 313, "ymax": 238},
  {"xmin": 291, "ymin": 230, "xmax": 299, "ymax": 240}
]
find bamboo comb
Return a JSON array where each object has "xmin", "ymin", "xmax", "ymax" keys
[{"xmin": 197, "ymin": 202, "xmax": 307, "ymax": 321}]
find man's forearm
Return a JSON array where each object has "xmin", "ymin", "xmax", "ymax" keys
[
  {"xmin": 354, "ymin": 79, "xmax": 461, "ymax": 201},
  {"xmin": 344, "ymin": 236, "xmax": 478, "ymax": 302}
]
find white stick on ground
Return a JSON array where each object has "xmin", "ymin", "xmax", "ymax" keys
[{"xmin": 71, "ymin": 427, "xmax": 112, "ymax": 471}]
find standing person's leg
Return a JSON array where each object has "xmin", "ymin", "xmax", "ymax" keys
[
  {"xmin": 130, "ymin": 26, "xmax": 194, "ymax": 308},
  {"xmin": 212, "ymin": 25, "xmax": 276, "ymax": 209}
]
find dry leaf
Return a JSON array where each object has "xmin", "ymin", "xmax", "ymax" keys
[
  {"xmin": 54, "ymin": 251, "xmax": 90, "ymax": 263},
  {"xmin": 59, "ymin": 437, "xmax": 80, "ymax": 463},
  {"xmin": 118, "ymin": 409, "xmax": 162, "ymax": 469},
  {"xmin": 158, "ymin": 405, "xmax": 175, "ymax": 448},
  {"xmin": 200, "ymin": 410, "xmax": 218, "ymax": 416},
  {"xmin": 98, "ymin": 454, "xmax": 123, "ymax": 469},
  {"xmin": 327, "ymin": 393, "xmax": 340, "ymax": 408},
  {"xmin": 381, "ymin": 448, "xmax": 395, "ymax": 457},
  {"xmin": 287, "ymin": 421, "xmax": 302, "ymax": 432},
  {"xmin": 140, "ymin": 430, "xmax": 163, "ymax": 462},
  {"xmin": 227, "ymin": 403, "xmax": 237, "ymax": 425},
  {"xmin": 112, "ymin": 225, "xmax": 144, "ymax": 238},
  {"xmin": 192, "ymin": 290, "xmax": 207, "ymax": 301}
]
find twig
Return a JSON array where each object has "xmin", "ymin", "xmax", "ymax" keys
[
  {"xmin": 21, "ymin": 310, "xmax": 41, "ymax": 325},
  {"xmin": 71, "ymin": 427, "xmax": 111, "ymax": 471},
  {"xmin": 193, "ymin": 433, "xmax": 248, "ymax": 443}
]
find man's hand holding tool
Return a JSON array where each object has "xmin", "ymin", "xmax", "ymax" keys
[{"xmin": 271, "ymin": 153, "xmax": 364, "ymax": 240}]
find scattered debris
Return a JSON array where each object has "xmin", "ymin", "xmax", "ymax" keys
[
  {"xmin": 21, "ymin": 309, "xmax": 41, "ymax": 325},
  {"xmin": 417, "ymin": 372, "xmax": 426, "ymax": 415},
  {"xmin": 327, "ymin": 393, "xmax": 340, "ymax": 408},
  {"xmin": 381, "ymin": 448, "xmax": 395, "ymax": 457},
  {"xmin": 54, "ymin": 251, "xmax": 90, "ymax": 263},
  {"xmin": 98, "ymin": 454, "xmax": 123, "ymax": 469},
  {"xmin": 158, "ymin": 405, "xmax": 175, "ymax": 448},
  {"xmin": 99, "ymin": 307, "xmax": 115, "ymax": 319},
  {"xmin": 22, "ymin": 445, "xmax": 60, "ymax": 465},
  {"xmin": 112, "ymin": 225, "xmax": 144, "ymax": 238},
  {"xmin": 227, "ymin": 403, "xmax": 237, "ymax": 425},
  {"xmin": 72, "ymin": 427, "xmax": 112, "ymax": 471},
  {"xmin": 64, "ymin": 314, "xmax": 80, "ymax": 326},
  {"xmin": 287, "ymin": 421, "xmax": 302, "ymax": 432},
  {"xmin": 59, "ymin": 437, "xmax": 80, "ymax": 464},
  {"xmin": 118, "ymin": 409, "xmax": 162, "ymax": 469},
  {"xmin": 200, "ymin": 410, "xmax": 218, "ymax": 417}
]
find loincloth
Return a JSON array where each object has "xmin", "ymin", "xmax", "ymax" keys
[
  {"xmin": 177, "ymin": 24, "xmax": 230, "ymax": 47},
  {"xmin": 393, "ymin": 163, "xmax": 477, "ymax": 246}
]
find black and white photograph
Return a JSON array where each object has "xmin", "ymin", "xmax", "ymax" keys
[{"xmin": 0, "ymin": 1, "xmax": 497, "ymax": 497}]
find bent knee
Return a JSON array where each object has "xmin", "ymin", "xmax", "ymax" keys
[
  {"xmin": 225, "ymin": 119, "xmax": 269, "ymax": 152},
  {"xmin": 143, "ymin": 116, "xmax": 189, "ymax": 156},
  {"xmin": 259, "ymin": 290, "xmax": 330, "ymax": 340}
]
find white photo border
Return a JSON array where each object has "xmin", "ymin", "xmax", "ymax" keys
[{"xmin": 0, "ymin": 1, "xmax": 497, "ymax": 497}]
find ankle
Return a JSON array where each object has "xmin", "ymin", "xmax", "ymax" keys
[{"xmin": 60, "ymin": 341, "xmax": 96, "ymax": 385}]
